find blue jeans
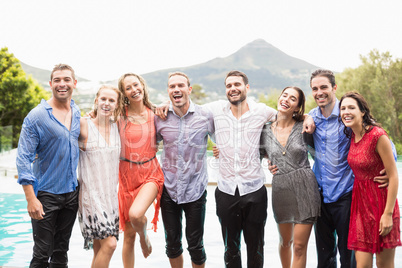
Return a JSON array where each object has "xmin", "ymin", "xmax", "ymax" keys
[
  {"xmin": 160, "ymin": 187, "xmax": 207, "ymax": 265},
  {"xmin": 30, "ymin": 187, "xmax": 79, "ymax": 268}
]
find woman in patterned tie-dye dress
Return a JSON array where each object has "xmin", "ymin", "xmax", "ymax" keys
[{"xmin": 78, "ymin": 85, "xmax": 123, "ymax": 267}]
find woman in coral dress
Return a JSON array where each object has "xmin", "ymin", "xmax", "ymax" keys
[
  {"xmin": 339, "ymin": 92, "xmax": 401, "ymax": 267},
  {"xmin": 117, "ymin": 73, "xmax": 164, "ymax": 267}
]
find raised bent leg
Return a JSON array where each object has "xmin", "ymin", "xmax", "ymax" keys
[{"xmin": 129, "ymin": 182, "xmax": 158, "ymax": 258}]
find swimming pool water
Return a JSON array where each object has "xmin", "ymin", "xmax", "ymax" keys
[
  {"xmin": 0, "ymin": 194, "xmax": 32, "ymax": 267},
  {"xmin": 1, "ymin": 161, "xmax": 402, "ymax": 267}
]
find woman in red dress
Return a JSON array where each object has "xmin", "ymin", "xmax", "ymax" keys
[
  {"xmin": 117, "ymin": 73, "xmax": 164, "ymax": 267},
  {"xmin": 339, "ymin": 92, "xmax": 401, "ymax": 267}
]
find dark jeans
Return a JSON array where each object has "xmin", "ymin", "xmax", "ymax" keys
[
  {"xmin": 30, "ymin": 187, "xmax": 79, "ymax": 268},
  {"xmin": 160, "ymin": 187, "xmax": 207, "ymax": 265},
  {"xmin": 315, "ymin": 191, "xmax": 356, "ymax": 268},
  {"xmin": 215, "ymin": 186, "xmax": 267, "ymax": 268}
]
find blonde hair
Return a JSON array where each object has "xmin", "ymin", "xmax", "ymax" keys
[
  {"xmin": 117, "ymin": 73, "xmax": 155, "ymax": 120},
  {"xmin": 93, "ymin": 84, "xmax": 123, "ymax": 122}
]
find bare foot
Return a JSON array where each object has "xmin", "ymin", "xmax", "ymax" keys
[{"xmin": 140, "ymin": 235, "xmax": 152, "ymax": 258}]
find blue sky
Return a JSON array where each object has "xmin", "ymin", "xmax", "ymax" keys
[{"xmin": 1, "ymin": 0, "xmax": 401, "ymax": 81}]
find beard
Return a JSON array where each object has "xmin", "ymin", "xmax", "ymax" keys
[{"xmin": 227, "ymin": 94, "xmax": 246, "ymax": 105}]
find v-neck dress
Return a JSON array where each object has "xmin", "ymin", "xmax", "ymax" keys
[
  {"xmin": 260, "ymin": 121, "xmax": 321, "ymax": 224},
  {"xmin": 78, "ymin": 119, "xmax": 121, "ymax": 249},
  {"xmin": 118, "ymin": 108, "xmax": 164, "ymax": 231}
]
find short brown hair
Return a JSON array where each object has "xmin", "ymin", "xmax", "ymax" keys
[
  {"xmin": 51, "ymin": 63, "xmax": 76, "ymax": 81},
  {"xmin": 225, "ymin": 70, "xmax": 249, "ymax": 85},
  {"xmin": 168, "ymin": 72, "xmax": 190, "ymax": 87},
  {"xmin": 310, "ymin": 69, "xmax": 336, "ymax": 88}
]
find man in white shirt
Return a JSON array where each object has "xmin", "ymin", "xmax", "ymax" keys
[
  {"xmin": 156, "ymin": 70, "xmax": 314, "ymax": 267},
  {"xmin": 210, "ymin": 70, "xmax": 276, "ymax": 267}
]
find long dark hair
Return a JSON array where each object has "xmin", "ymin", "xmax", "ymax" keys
[
  {"xmin": 279, "ymin": 86, "xmax": 305, "ymax": 122},
  {"xmin": 339, "ymin": 91, "xmax": 381, "ymax": 137}
]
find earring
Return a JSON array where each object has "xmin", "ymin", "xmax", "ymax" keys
[{"xmin": 124, "ymin": 97, "xmax": 130, "ymax": 105}]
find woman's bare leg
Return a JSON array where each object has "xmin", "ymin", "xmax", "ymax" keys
[
  {"xmin": 122, "ymin": 222, "xmax": 136, "ymax": 268},
  {"xmin": 291, "ymin": 223, "xmax": 313, "ymax": 268},
  {"xmin": 129, "ymin": 182, "xmax": 158, "ymax": 258},
  {"xmin": 376, "ymin": 248, "xmax": 395, "ymax": 268},
  {"xmin": 92, "ymin": 239, "xmax": 101, "ymax": 268},
  {"xmin": 355, "ymin": 250, "xmax": 373, "ymax": 268},
  {"xmin": 277, "ymin": 223, "xmax": 294, "ymax": 268},
  {"xmin": 92, "ymin": 236, "xmax": 117, "ymax": 268}
]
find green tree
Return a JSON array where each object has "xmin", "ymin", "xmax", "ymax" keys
[
  {"xmin": 258, "ymin": 89, "xmax": 281, "ymax": 109},
  {"xmin": 0, "ymin": 47, "xmax": 50, "ymax": 147},
  {"xmin": 191, "ymin": 84, "xmax": 207, "ymax": 104},
  {"xmin": 336, "ymin": 50, "xmax": 402, "ymax": 154}
]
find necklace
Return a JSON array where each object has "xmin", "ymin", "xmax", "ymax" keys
[
  {"xmin": 127, "ymin": 108, "xmax": 147, "ymax": 124},
  {"xmin": 272, "ymin": 121, "xmax": 293, "ymax": 155}
]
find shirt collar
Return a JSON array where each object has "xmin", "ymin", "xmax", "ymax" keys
[
  {"xmin": 41, "ymin": 99, "xmax": 76, "ymax": 110},
  {"xmin": 316, "ymin": 98, "xmax": 340, "ymax": 119},
  {"xmin": 223, "ymin": 98, "xmax": 255, "ymax": 113},
  {"xmin": 169, "ymin": 99, "xmax": 195, "ymax": 117}
]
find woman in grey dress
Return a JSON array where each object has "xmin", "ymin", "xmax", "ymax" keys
[{"xmin": 260, "ymin": 86, "xmax": 320, "ymax": 268}]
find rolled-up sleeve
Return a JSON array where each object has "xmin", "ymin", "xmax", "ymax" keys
[{"xmin": 16, "ymin": 117, "xmax": 39, "ymax": 186}]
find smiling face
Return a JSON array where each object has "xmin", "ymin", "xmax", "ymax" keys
[
  {"xmin": 168, "ymin": 74, "xmax": 192, "ymax": 113},
  {"xmin": 95, "ymin": 88, "xmax": 119, "ymax": 119},
  {"xmin": 225, "ymin": 76, "xmax": 249, "ymax": 105},
  {"xmin": 311, "ymin": 76, "xmax": 337, "ymax": 109},
  {"xmin": 123, "ymin": 75, "xmax": 144, "ymax": 104},
  {"xmin": 340, "ymin": 97, "xmax": 365, "ymax": 131},
  {"xmin": 277, "ymin": 87, "xmax": 300, "ymax": 115},
  {"xmin": 49, "ymin": 70, "xmax": 77, "ymax": 103}
]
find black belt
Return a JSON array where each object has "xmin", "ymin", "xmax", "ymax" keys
[{"xmin": 120, "ymin": 155, "xmax": 156, "ymax": 165}]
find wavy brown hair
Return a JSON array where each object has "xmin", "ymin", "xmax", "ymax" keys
[
  {"xmin": 117, "ymin": 73, "xmax": 155, "ymax": 120},
  {"xmin": 339, "ymin": 91, "xmax": 381, "ymax": 137}
]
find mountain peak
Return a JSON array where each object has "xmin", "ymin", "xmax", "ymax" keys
[{"xmin": 244, "ymin": 39, "xmax": 274, "ymax": 48}]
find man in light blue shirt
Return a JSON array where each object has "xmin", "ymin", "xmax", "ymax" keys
[
  {"xmin": 309, "ymin": 69, "xmax": 394, "ymax": 268},
  {"xmin": 16, "ymin": 64, "xmax": 80, "ymax": 268},
  {"xmin": 155, "ymin": 72, "xmax": 214, "ymax": 268}
]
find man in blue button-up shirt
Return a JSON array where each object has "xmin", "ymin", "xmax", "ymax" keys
[
  {"xmin": 309, "ymin": 69, "xmax": 355, "ymax": 268},
  {"xmin": 16, "ymin": 64, "xmax": 80, "ymax": 268},
  {"xmin": 309, "ymin": 69, "xmax": 394, "ymax": 268},
  {"xmin": 155, "ymin": 72, "xmax": 214, "ymax": 268}
]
